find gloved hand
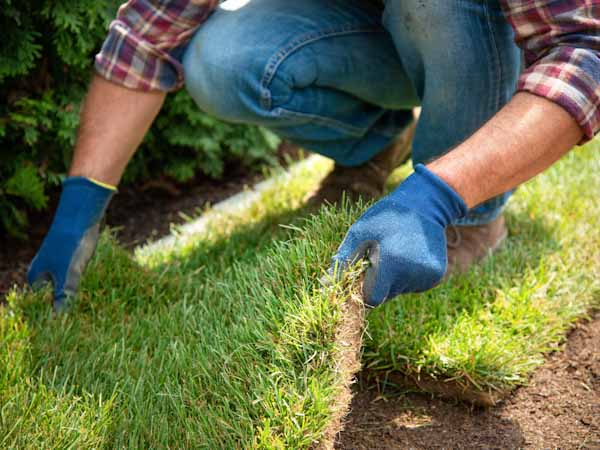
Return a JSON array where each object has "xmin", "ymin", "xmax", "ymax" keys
[
  {"xmin": 331, "ymin": 164, "xmax": 467, "ymax": 307},
  {"xmin": 27, "ymin": 177, "xmax": 115, "ymax": 312}
]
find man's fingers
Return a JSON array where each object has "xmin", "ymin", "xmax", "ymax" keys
[
  {"xmin": 53, "ymin": 293, "xmax": 72, "ymax": 314},
  {"xmin": 330, "ymin": 238, "xmax": 383, "ymax": 305},
  {"xmin": 26, "ymin": 266, "xmax": 70, "ymax": 313},
  {"xmin": 27, "ymin": 266, "xmax": 54, "ymax": 291},
  {"xmin": 363, "ymin": 271, "xmax": 390, "ymax": 307},
  {"xmin": 330, "ymin": 232, "xmax": 360, "ymax": 279},
  {"xmin": 357, "ymin": 242, "xmax": 392, "ymax": 307}
]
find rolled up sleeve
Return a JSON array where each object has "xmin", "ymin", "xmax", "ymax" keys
[
  {"xmin": 95, "ymin": 0, "xmax": 218, "ymax": 92},
  {"xmin": 503, "ymin": 1, "xmax": 600, "ymax": 141}
]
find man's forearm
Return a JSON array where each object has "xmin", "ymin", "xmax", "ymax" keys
[
  {"xmin": 428, "ymin": 92, "xmax": 584, "ymax": 209},
  {"xmin": 69, "ymin": 75, "xmax": 166, "ymax": 186}
]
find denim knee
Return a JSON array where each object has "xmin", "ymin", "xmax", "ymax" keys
[
  {"xmin": 182, "ymin": 14, "xmax": 398, "ymax": 143},
  {"xmin": 182, "ymin": 19, "xmax": 334, "ymax": 128},
  {"xmin": 183, "ymin": 32, "xmax": 267, "ymax": 124}
]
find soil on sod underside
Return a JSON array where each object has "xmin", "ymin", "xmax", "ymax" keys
[
  {"xmin": 0, "ymin": 143, "xmax": 302, "ymax": 299},
  {"xmin": 336, "ymin": 310, "xmax": 600, "ymax": 449}
]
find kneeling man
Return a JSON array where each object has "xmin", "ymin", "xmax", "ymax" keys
[{"xmin": 28, "ymin": 0, "xmax": 599, "ymax": 311}]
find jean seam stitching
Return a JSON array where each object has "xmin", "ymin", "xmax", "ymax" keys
[
  {"xmin": 461, "ymin": 1, "xmax": 507, "ymax": 225},
  {"xmin": 483, "ymin": 1, "xmax": 503, "ymax": 113},
  {"xmin": 259, "ymin": 26, "xmax": 385, "ymax": 111},
  {"xmin": 271, "ymin": 107, "xmax": 368, "ymax": 136}
]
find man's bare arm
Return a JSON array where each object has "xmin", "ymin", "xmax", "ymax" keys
[
  {"xmin": 69, "ymin": 75, "xmax": 166, "ymax": 186},
  {"xmin": 428, "ymin": 92, "xmax": 584, "ymax": 209}
]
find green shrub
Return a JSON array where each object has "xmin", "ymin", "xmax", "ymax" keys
[{"xmin": 0, "ymin": 0, "xmax": 279, "ymax": 238}]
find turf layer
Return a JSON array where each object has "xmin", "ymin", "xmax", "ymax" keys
[
  {"xmin": 2, "ymin": 141, "xmax": 598, "ymax": 446},
  {"xmin": 367, "ymin": 141, "xmax": 600, "ymax": 403},
  {"xmin": 1, "ymin": 157, "xmax": 370, "ymax": 448}
]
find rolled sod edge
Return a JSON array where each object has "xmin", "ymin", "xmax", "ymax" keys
[
  {"xmin": 366, "ymin": 370, "xmax": 506, "ymax": 407},
  {"xmin": 317, "ymin": 284, "xmax": 366, "ymax": 450}
]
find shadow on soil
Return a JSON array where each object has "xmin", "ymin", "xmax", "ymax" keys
[{"xmin": 336, "ymin": 385, "xmax": 527, "ymax": 449}]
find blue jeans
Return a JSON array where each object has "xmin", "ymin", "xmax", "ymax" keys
[{"xmin": 183, "ymin": 0, "xmax": 520, "ymax": 225}]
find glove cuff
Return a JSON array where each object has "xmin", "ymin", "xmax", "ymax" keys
[
  {"xmin": 400, "ymin": 164, "xmax": 468, "ymax": 226},
  {"xmin": 86, "ymin": 177, "xmax": 118, "ymax": 191},
  {"xmin": 51, "ymin": 177, "xmax": 116, "ymax": 232}
]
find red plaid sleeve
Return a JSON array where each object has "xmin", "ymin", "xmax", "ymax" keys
[
  {"xmin": 502, "ymin": 1, "xmax": 600, "ymax": 141},
  {"xmin": 95, "ymin": 0, "xmax": 218, "ymax": 92}
]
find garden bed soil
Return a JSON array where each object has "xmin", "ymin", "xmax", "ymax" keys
[
  {"xmin": 0, "ymin": 143, "xmax": 301, "ymax": 298},
  {"xmin": 337, "ymin": 310, "xmax": 600, "ymax": 449}
]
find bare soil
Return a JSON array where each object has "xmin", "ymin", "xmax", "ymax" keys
[
  {"xmin": 337, "ymin": 311, "xmax": 600, "ymax": 449},
  {"xmin": 0, "ymin": 143, "xmax": 301, "ymax": 298}
]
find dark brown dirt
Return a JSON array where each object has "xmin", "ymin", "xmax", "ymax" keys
[
  {"xmin": 0, "ymin": 143, "xmax": 302, "ymax": 299},
  {"xmin": 337, "ymin": 310, "xmax": 600, "ymax": 449}
]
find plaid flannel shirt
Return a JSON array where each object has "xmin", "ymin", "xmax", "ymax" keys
[{"xmin": 95, "ymin": 0, "xmax": 600, "ymax": 141}]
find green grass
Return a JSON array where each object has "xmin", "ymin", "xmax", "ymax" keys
[
  {"xmin": 368, "ymin": 141, "xmax": 600, "ymax": 395},
  {"xmin": 1, "ymin": 158, "xmax": 363, "ymax": 448},
  {"xmin": 2, "ymin": 142, "xmax": 599, "ymax": 447}
]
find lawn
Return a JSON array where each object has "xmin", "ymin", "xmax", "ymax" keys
[
  {"xmin": 367, "ymin": 141, "xmax": 600, "ymax": 403},
  {"xmin": 1, "ymin": 141, "xmax": 598, "ymax": 447}
]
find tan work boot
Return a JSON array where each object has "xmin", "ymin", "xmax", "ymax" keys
[
  {"xmin": 305, "ymin": 119, "xmax": 417, "ymax": 208},
  {"xmin": 445, "ymin": 215, "xmax": 508, "ymax": 274}
]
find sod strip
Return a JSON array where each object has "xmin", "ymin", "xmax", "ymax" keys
[
  {"xmin": 2, "ymin": 213, "xmax": 365, "ymax": 448},
  {"xmin": 2, "ymin": 141, "xmax": 597, "ymax": 447},
  {"xmin": 1, "ymin": 157, "xmax": 370, "ymax": 448},
  {"xmin": 367, "ymin": 141, "xmax": 600, "ymax": 405}
]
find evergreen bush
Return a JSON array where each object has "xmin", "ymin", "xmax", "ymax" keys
[{"xmin": 0, "ymin": 0, "xmax": 279, "ymax": 238}]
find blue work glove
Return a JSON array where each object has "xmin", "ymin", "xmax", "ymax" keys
[
  {"xmin": 331, "ymin": 164, "xmax": 467, "ymax": 307},
  {"xmin": 27, "ymin": 177, "xmax": 115, "ymax": 312}
]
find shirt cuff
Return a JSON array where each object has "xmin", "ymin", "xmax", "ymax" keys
[
  {"xmin": 517, "ymin": 47, "xmax": 600, "ymax": 143},
  {"xmin": 95, "ymin": 20, "xmax": 185, "ymax": 92}
]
